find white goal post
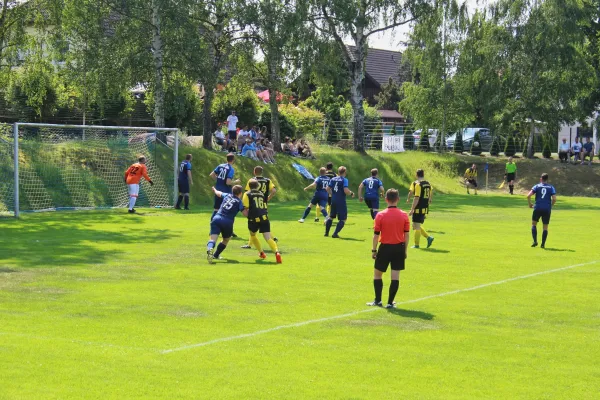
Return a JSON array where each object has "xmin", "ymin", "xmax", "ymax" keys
[{"xmin": 4, "ymin": 123, "xmax": 179, "ymax": 217}]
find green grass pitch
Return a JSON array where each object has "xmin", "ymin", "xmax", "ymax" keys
[{"xmin": 1, "ymin": 194, "xmax": 599, "ymax": 399}]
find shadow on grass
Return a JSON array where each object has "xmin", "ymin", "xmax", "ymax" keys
[
  {"xmin": 387, "ymin": 308, "xmax": 435, "ymax": 320},
  {"xmin": 331, "ymin": 237, "xmax": 365, "ymax": 242},
  {"xmin": 0, "ymin": 213, "xmax": 175, "ymax": 268},
  {"xmin": 420, "ymin": 248, "xmax": 450, "ymax": 254},
  {"xmin": 542, "ymin": 248, "xmax": 576, "ymax": 253}
]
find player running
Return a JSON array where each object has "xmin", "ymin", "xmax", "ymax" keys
[
  {"xmin": 209, "ymin": 153, "xmax": 241, "ymax": 221},
  {"xmin": 325, "ymin": 166, "xmax": 355, "ymax": 238},
  {"xmin": 175, "ymin": 154, "xmax": 193, "ymax": 210},
  {"xmin": 241, "ymin": 166, "xmax": 277, "ymax": 249},
  {"xmin": 299, "ymin": 167, "xmax": 330, "ymax": 223},
  {"xmin": 315, "ymin": 162, "xmax": 337, "ymax": 221},
  {"xmin": 408, "ymin": 169, "xmax": 434, "ymax": 249},
  {"xmin": 527, "ymin": 173, "xmax": 557, "ymax": 249},
  {"xmin": 207, "ymin": 185, "xmax": 247, "ymax": 263},
  {"xmin": 124, "ymin": 156, "xmax": 153, "ymax": 213},
  {"xmin": 358, "ymin": 168, "xmax": 385, "ymax": 220},
  {"xmin": 505, "ymin": 157, "xmax": 517, "ymax": 195},
  {"xmin": 243, "ymin": 179, "xmax": 282, "ymax": 263},
  {"xmin": 464, "ymin": 164, "xmax": 478, "ymax": 195}
]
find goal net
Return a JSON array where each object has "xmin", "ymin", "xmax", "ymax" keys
[{"xmin": 1, "ymin": 123, "xmax": 179, "ymax": 216}]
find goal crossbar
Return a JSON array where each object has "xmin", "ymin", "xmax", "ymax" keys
[{"xmin": 10, "ymin": 123, "xmax": 179, "ymax": 218}]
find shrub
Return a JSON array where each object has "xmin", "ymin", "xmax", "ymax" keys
[
  {"xmin": 504, "ymin": 135, "xmax": 517, "ymax": 157},
  {"xmin": 542, "ymin": 139, "xmax": 552, "ymax": 159},
  {"xmin": 470, "ymin": 131, "xmax": 482, "ymax": 156},
  {"xmin": 211, "ymin": 77, "xmax": 260, "ymax": 127},
  {"xmin": 453, "ymin": 131, "xmax": 463, "ymax": 153},
  {"xmin": 489, "ymin": 137, "xmax": 501, "ymax": 156},
  {"xmin": 418, "ymin": 131, "xmax": 430, "ymax": 151},
  {"xmin": 403, "ymin": 132, "xmax": 415, "ymax": 150},
  {"xmin": 278, "ymin": 103, "xmax": 324, "ymax": 138},
  {"xmin": 257, "ymin": 105, "xmax": 295, "ymax": 138}
]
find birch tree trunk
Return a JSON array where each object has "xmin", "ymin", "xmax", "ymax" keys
[
  {"xmin": 527, "ymin": 116, "xmax": 535, "ymax": 158},
  {"xmin": 349, "ymin": 38, "xmax": 366, "ymax": 153},
  {"xmin": 267, "ymin": 58, "xmax": 281, "ymax": 151},
  {"xmin": 151, "ymin": 0, "xmax": 165, "ymax": 128},
  {"xmin": 202, "ymin": 88, "xmax": 214, "ymax": 149}
]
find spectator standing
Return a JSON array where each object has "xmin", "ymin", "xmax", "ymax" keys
[
  {"xmin": 581, "ymin": 137, "xmax": 595, "ymax": 165},
  {"xmin": 226, "ymin": 111, "xmax": 239, "ymax": 141},
  {"xmin": 571, "ymin": 137, "xmax": 582, "ymax": 163},
  {"xmin": 558, "ymin": 138, "xmax": 570, "ymax": 163}
]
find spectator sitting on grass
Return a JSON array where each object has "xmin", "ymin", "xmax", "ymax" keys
[
  {"xmin": 257, "ymin": 139, "xmax": 276, "ymax": 164},
  {"xmin": 558, "ymin": 138, "xmax": 570, "ymax": 163},
  {"xmin": 263, "ymin": 139, "xmax": 276, "ymax": 164},
  {"xmin": 241, "ymin": 138, "xmax": 259, "ymax": 161},
  {"xmin": 299, "ymin": 139, "xmax": 315, "ymax": 159},
  {"xmin": 250, "ymin": 125, "xmax": 261, "ymax": 141},
  {"xmin": 237, "ymin": 126, "xmax": 251, "ymax": 152},
  {"xmin": 214, "ymin": 123, "xmax": 231, "ymax": 151},
  {"xmin": 283, "ymin": 137, "xmax": 294, "ymax": 155}
]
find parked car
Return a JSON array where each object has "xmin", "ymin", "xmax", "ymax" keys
[
  {"xmin": 446, "ymin": 128, "xmax": 493, "ymax": 151},
  {"xmin": 413, "ymin": 129, "xmax": 438, "ymax": 148}
]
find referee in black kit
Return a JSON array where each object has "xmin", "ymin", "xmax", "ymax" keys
[{"xmin": 366, "ymin": 189, "xmax": 410, "ymax": 308}]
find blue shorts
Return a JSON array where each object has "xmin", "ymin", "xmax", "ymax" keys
[
  {"xmin": 210, "ymin": 216, "xmax": 234, "ymax": 238},
  {"xmin": 330, "ymin": 202, "xmax": 347, "ymax": 221},
  {"xmin": 310, "ymin": 195, "xmax": 328, "ymax": 208},
  {"xmin": 364, "ymin": 197, "xmax": 379, "ymax": 210},
  {"xmin": 178, "ymin": 180, "xmax": 189, "ymax": 194}
]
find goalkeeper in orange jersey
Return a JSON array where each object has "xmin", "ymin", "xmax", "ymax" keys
[{"xmin": 124, "ymin": 156, "xmax": 153, "ymax": 213}]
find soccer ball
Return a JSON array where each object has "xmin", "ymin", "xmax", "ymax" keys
[{"xmin": 473, "ymin": 141, "xmax": 480, "ymax": 148}]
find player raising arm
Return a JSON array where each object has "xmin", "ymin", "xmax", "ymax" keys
[
  {"xmin": 207, "ymin": 185, "xmax": 248, "ymax": 263},
  {"xmin": 527, "ymin": 173, "xmax": 557, "ymax": 249},
  {"xmin": 358, "ymin": 168, "xmax": 384, "ymax": 220},
  {"xmin": 299, "ymin": 167, "xmax": 330, "ymax": 223},
  {"xmin": 124, "ymin": 156, "xmax": 153, "ymax": 214}
]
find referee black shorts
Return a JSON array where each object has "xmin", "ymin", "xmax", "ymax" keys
[
  {"xmin": 375, "ymin": 243, "xmax": 406, "ymax": 272},
  {"xmin": 506, "ymin": 173, "xmax": 515, "ymax": 182}
]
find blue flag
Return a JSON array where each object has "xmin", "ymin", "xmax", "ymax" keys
[
  {"xmin": 292, "ymin": 163, "xmax": 315, "ymax": 180},
  {"xmin": 484, "ymin": 163, "xmax": 489, "ymax": 172}
]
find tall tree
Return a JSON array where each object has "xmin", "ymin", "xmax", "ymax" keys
[
  {"xmin": 246, "ymin": 0, "xmax": 311, "ymax": 150},
  {"xmin": 183, "ymin": 0, "xmax": 248, "ymax": 149},
  {"xmin": 0, "ymin": 0, "xmax": 29, "ymax": 76},
  {"xmin": 492, "ymin": 0, "xmax": 594, "ymax": 157},
  {"xmin": 310, "ymin": 0, "xmax": 430, "ymax": 152}
]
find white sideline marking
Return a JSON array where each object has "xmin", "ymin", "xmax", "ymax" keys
[{"xmin": 161, "ymin": 260, "xmax": 599, "ymax": 354}]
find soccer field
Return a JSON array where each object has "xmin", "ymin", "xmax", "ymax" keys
[{"xmin": 1, "ymin": 194, "xmax": 599, "ymax": 399}]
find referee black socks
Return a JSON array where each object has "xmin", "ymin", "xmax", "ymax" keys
[
  {"xmin": 509, "ymin": 185, "xmax": 514, "ymax": 195},
  {"xmin": 388, "ymin": 280, "xmax": 399, "ymax": 305},
  {"xmin": 373, "ymin": 279, "xmax": 383, "ymax": 303}
]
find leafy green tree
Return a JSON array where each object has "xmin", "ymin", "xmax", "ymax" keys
[
  {"xmin": 489, "ymin": 137, "xmax": 500, "ymax": 156},
  {"xmin": 503, "ymin": 135, "xmax": 516, "ymax": 157},
  {"xmin": 418, "ymin": 131, "xmax": 430, "ymax": 151},
  {"xmin": 470, "ymin": 131, "xmax": 482, "ymax": 156},
  {"xmin": 403, "ymin": 132, "xmax": 415, "ymax": 150},
  {"xmin": 542, "ymin": 139, "xmax": 552, "ymax": 159},
  {"xmin": 0, "ymin": 0, "xmax": 29, "ymax": 74},
  {"xmin": 310, "ymin": 0, "xmax": 428, "ymax": 152},
  {"xmin": 375, "ymin": 77, "xmax": 403, "ymax": 110},
  {"xmin": 453, "ymin": 131, "xmax": 463, "ymax": 153},
  {"xmin": 211, "ymin": 76, "xmax": 260, "ymax": 128}
]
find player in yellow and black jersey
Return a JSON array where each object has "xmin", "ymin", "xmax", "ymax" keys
[
  {"xmin": 408, "ymin": 169, "xmax": 434, "ymax": 249},
  {"xmin": 243, "ymin": 179, "xmax": 282, "ymax": 263},
  {"xmin": 464, "ymin": 164, "xmax": 478, "ymax": 195},
  {"xmin": 241, "ymin": 166, "xmax": 277, "ymax": 249}
]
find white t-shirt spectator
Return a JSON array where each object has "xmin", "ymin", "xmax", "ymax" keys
[
  {"xmin": 572, "ymin": 142, "xmax": 582, "ymax": 154},
  {"xmin": 227, "ymin": 114, "xmax": 238, "ymax": 131},
  {"xmin": 214, "ymin": 129, "xmax": 225, "ymax": 140},
  {"xmin": 559, "ymin": 142, "xmax": 570, "ymax": 152},
  {"xmin": 238, "ymin": 130, "xmax": 250, "ymax": 139}
]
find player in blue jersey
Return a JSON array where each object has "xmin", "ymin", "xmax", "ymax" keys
[
  {"xmin": 325, "ymin": 166, "xmax": 355, "ymax": 238},
  {"xmin": 207, "ymin": 185, "xmax": 248, "ymax": 263},
  {"xmin": 175, "ymin": 154, "xmax": 193, "ymax": 210},
  {"xmin": 298, "ymin": 167, "xmax": 330, "ymax": 223},
  {"xmin": 209, "ymin": 153, "xmax": 241, "ymax": 221},
  {"xmin": 358, "ymin": 168, "xmax": 385, "ymax": 219},
  {"xmin": 527, "ymin": 173, "xmax": 557, "ymax": 249}
]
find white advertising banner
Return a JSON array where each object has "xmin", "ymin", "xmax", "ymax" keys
[{"xmin": 382, "ymin": 135, "xmax": 405, "ymax": 153}]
